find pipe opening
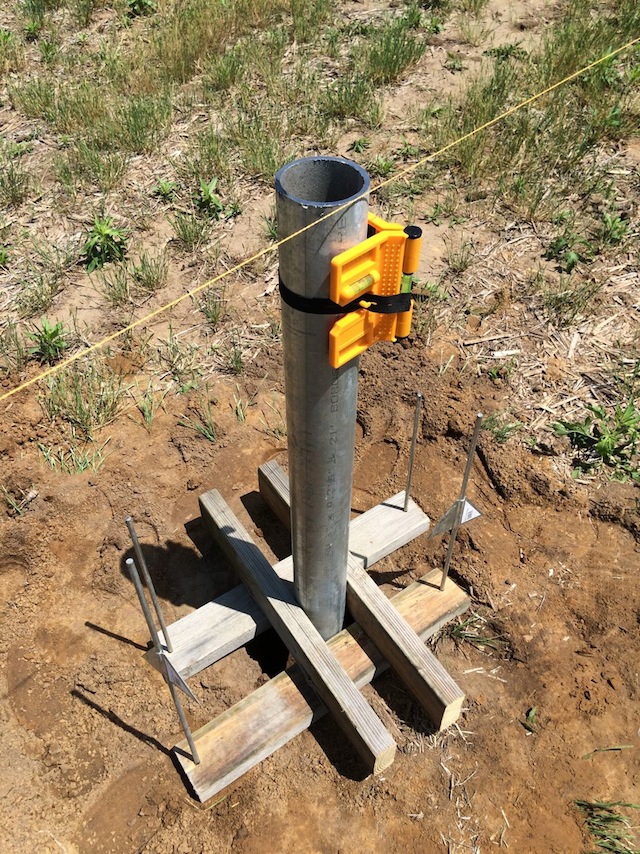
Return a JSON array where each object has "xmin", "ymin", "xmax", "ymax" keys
[{"xmin": 276, "ymin": 157, "xmax": 369, "ymax": 208}]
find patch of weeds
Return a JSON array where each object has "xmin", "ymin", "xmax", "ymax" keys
[
  {"xmin": 127, "ymin": 0, "xmax": 156, "ymax": 17},
  {"xmin": 367, "ymin": 154, "xmax": 395, "ymax": 178},
  {"xmin": 178, "ymin": 395, "xmax": 217, "ymax": 442},
  {"xmin": 260, "ymin": 397, "xmax": 286, "ymax": 440},
  {"xmin": 227, "ymin": 332, "xmax": 244, "ymax": 375},
  {"xmin": 263, "ymin": 212, "xmax": 278, "ymax": 241},
  {"xmin": 16, "ymin": 272, "xmax": 60, "ymax": 319},
  {"xmin": 159, "ymin": 328, "xmax": 202, "ymax": 391},
  {"xmin": 96, "ymin": 263, "xmax": 131, "ymax": 308},
  {"xmin": 0, "ymin": 246, "xmax": 8, "ymax": 267},
  {"xmin": 0, "ymin": 321, "xmax": 29, "ymax": 377},
  {"xmin": 82, "ymin": 217, "xmax": 128, "ymax": 272},
  {"xmin": 319, "ymin": 75, "xmax": 382, "ymax": 126},
  {"xmin": 482, "ymin": 413, "xmax": 521, "ymax": 444},
  {"xmin": 447, "ymin": 612, "xmax": 507, "ymax": 651},
  {"xmin": 545, "ymin": 215, "xmax": 593, "ymax": 273},
  {"xmin": 202, "ymin": 43, "xmax": 246, "ymax": 93},
  {"xmin": 362, "ymin": 14, "xmax": 427, "ymax": 85},
  {"xmin": 135, "ymin": 381, "xmax": 167, "ymax": 431},
  {"xmin": 131, "ymin": 249, "xmax": 168, "ymax": 294},
  {"xmin": 56, "ymin": 142, "xmax": 129, "ymax": 192},
  {"xmin": 233, "ymin": 386, "xmax": 257, "ymax": 422},
  {"xmin": 41, "ymin": 359, "xmax": 126, "ymax": 439},
  {"xmin": 542, "ymin": 276, "xmax": 600, "ymax": 327},
  {"xmin": 487, "ymin": 359, "xmax": 515, "ymax": 383},
  {"xmin": 483, "ymin": 42, "xmax": 527, "ymax": 63},
  {"xmin": 0, "ymin": 27, "xmax": 24, "ymax": 73},
  {"xmin": 196, "ymin": 287, "xmax": 228, "ymax": 329},
  {"xmin": 38, "ymin": 439, "xmax": 111, "ymax": 473},
  {"xmin": 169, "ymin": 210, "xmax": 212, "ymax": 251},
  {"xmin": 1, "ymin": 484, "xmax": 37, "ymax": 517},
  {"xmin": 552, "ymin": 400, "xmax": 639, "ymax": 482},
  {"xmin": 290, "ymin": 0, "xmax": 332, "ymax": 43},
  {"xmin": 443, "ymin": 234, "xmax": 476, "ymax": 274},
  {"xmin": 444, "ymin": 52, "xmax": 464, "ymax": 72},
  {"xmin": 0, "ymin": 159, "xmax": 33, "ymax": 207},
  {"xmin": 27, "ymin": 318, "xmax": 67, "ymax": 364},
  {"xmin": 574, "ymin": 800, "xmax": 639, "ymax": 854}
]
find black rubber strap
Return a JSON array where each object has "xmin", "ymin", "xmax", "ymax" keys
[{"xmin": 279, "ymin": 278, "xmax": 412, "ymax": 316}]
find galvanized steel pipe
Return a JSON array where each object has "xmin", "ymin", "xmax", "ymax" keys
[{"xmin": 276, "ymin": 157, "xmax": 370, "ymax": 639}]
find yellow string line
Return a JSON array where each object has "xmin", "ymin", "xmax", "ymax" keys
[{"xmin": 1, "ymin": 33, "xmax": 639, "ymax": 406}]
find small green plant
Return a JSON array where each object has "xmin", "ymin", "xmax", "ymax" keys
[
  {"xmin": 483, "ymin": 43, "xmax": 528, "ymax": 63},
  {"xmin": 153, "ymin": 179, "xmax": 178, "ymax": 200},
  {"xmin": 178, "ymin": 396, "xmax": 217, "ymax": 442},
  {"xmin": 574, "ymin": 800, "xmax": 639, "ymax": 854},
  {"xmin": 348, "ymin": 137, "xmax": 370, "ymax": 154},
  {"xmin": 444, "ymin": 52, "xmax": 464, "ymax": 72},
  {"xmin": 96, "ymin": 263, "xmax": 131, "ymax": 308},
  {"xmin": 367, "ymin": 154, "xmax": 395, "ymax": 178},
  {"xmin": 444, "ymin": 234, "xmax": 476, "ymax": 274},
  {"xmin": 552, "ymin": 401, "xmax": 639, "ymax": 482},
  {"xmin": 159, "ymin": 328, "xmax": 202, "ymax": 391},
  {"xmin": 227, "ymin": 332, "xmax": 244, "ymax": 375},
  {"xmin": 482, "ymin": 413, "xmax": 521, "ymax": 443},
  {"xmin": 233, "ymin": 386, "xmax": 257, "ymax": 422},
  {"xmin": 0, "ymin": 159, "xmax": 32, "ymax": 207},
  {"xmin": 127, "ymin": 0, "xmax": 157, "ymax": 17},
  {"xmin": 196, "ymin": 287, "xmax": 227, "ymax": 329},
  {"xmin": 598, "ymin": 211, "xmax": 629, "ymax": 247},
  {"xmin": 263, "ymin": 213, "xmax": 278, "ymax": 241},
  {"xmin": 1, "ymin": 484, "xmax": 37, "ymax": 516},
  {"xmin": 82, "ymin": 217, "xmax": 128, "ymax": 272},
  {"xmin": 16, "ymin": 273, "xmax": 60, "ymax": 319},
  {"xmin": 38, "ymin": 439, "xmax": 111, "ymax": 473},
  {"xmin": 542, "ymin": 276, "xmax": 600, "ymax": 326},
  {"xmin": 522, "ymin": 706, "xmax": 538, "ymax": 734},
  {"xmin": 0, "ymin": 245, "xmax": 8, "ymax": 267},
  {"xmin": 169, "ymin": 210, "xmax": 211, "ymax": 251},
  {"xmin": 131, "ymin": 249, "xmax": 168, "ymax": 293},
  {"xmin": 0, "ymin": 320, "xmax": 28, "ymax": 377},
  {"xmin": 28, "ymin": 319, "xmax": 67, "ymax": 364},
  {"xmin": 41, "ymin": 359, "xmax": 126, "ymax": 439},
  {"xmin": 545, "ymin": 216, "xmax": 593, "ymax": 273},
  {"xmin": 195, "ymin": 177, "xmax": 224, "ymax": 217},
  {"xmin": 135, "ymin": 382, "xmax": 167, "ymax": 430},
  {"xmin": 363, "ymin": 15, "xmax": 427, "ymax": 85},
  {"xmin": 447, "ymin": 612, "xmax": 506, "ymax": 651}
]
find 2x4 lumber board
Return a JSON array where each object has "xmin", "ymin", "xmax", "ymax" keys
[
  {"xmin": 175, "ymin": 569, "xmax": 470, "ymax": 802},
  {"xmin": 259, "ymin": 460, "xmax": 464, "ymax": 730},
  {"xmin": 258, "ymin": 459, "xmax": 430, "ymax": 568},
  {"xmin": 199, "ymin": 490, "xmax": 397, "ymax": 775},
  {"xmin": 146, "ymin": 480, "xmax": 430, "ymax": 679},
  {"xmin": 346, "ymin": 557, "xmax": 464, "ymax": 731}
]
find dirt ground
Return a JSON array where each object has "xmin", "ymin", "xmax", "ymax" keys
[
  {"xmin": 1, "ymin": 334, "xmax": 638, "ymax": 853},
  {"xmin": 1, "ymin": 0, "xmax": 640, "ymax": 851}
]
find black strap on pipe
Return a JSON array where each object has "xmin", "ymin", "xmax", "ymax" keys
[{"xmin": 279, "ymin": 278, "xmax": 412, "ymax": 316}]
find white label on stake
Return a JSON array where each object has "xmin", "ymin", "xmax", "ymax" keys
[
  {"xmin": 160, "ymin": 653, "xmax": 199, "ymax": 703},
  {"xmin": 429, "ymin": 499, "xmax": 481, "ymax": 537},
  {"xmin": 461, "ymin": 500, "xmax": 481, "ymax": 524}
]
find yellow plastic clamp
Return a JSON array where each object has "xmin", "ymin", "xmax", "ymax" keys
[{"xmin": 328, "ymin": 214, "xmax": 422, "ymax": 368}]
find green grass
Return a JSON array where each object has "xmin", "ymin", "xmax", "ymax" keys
[
  {"xmin": 0, "ymin": 321, "xmax": 29, "ymax": 377},
  {"xmin": 38, "ymin": 438, "xmax": 111, "ymax": 473},
  {"xmin": 574, "ymin": 800, "xmax": 640, "ymax": 854},
  {"xmin": 40, "ymin": 358, "xmax": 126, "ymax": 440}
]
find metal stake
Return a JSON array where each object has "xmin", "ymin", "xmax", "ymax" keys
[
  {"xmin": 125, "ymin": 516, "xmax": 173, "ymax": 652},
  {"xmin": 126, "ymin": 556, "xmax": 162, "ymax": 653},
  {"xmin": 166, "ymin": 677, "xmax": 200, "ymax": 766},
  {"xmin": 440, "ymin": 413, "xmax": 483, "ymax": 591},
  {"xmin": 276, "ymin": 156, "xmax": 369, "ymax": 639},
  {"xmin": 126, "ymin": 558, "xmax": 200, "ymax": 765},
  {"xmin": 404, "ymin": 391, "xmax": 423, "ymax": 512}
]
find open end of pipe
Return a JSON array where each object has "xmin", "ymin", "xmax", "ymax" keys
[{"xmin": 275, "ymin": 157, "xmax": 370, "ymax": 208}]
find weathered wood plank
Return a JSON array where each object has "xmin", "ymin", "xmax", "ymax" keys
[
  {"xmin": 346, "ymin": 557, "xmax": 464, "ymax": 730},
  {"xmin": 175, "ymin": 569, "xmax": 469, "ymax": 802},
  {"xmin": 147, "ymin": 476, "xmax": 430, "ymax": 679},
  {"xmin": 258, "ymin": 459, "xmax": 430, "ymax": 568},
  {"xmin": 199, "ymin": 490, "xmax": 396, "ymax": 775},
  {"xmin": 260, "ymin": 459, "xmax": 464, "ymax": 730}
]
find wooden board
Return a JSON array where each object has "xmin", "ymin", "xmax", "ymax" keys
[
  {"xmin": 146, "ymin": 478, "xmax": 430, "ymax": 679},
  {"xmin": 260, "ymin": 460, "xmax": 464, "ymax": 730},
  {"xmin": 258, "ymin": 459, "xmax": 430, "ymax": 568},
  {"xmin": 199, "ymin": 490, "xmax": 396, "ymax": 775},
  {"xmin": 174, "ymin": 569, "xmax": 470, "ymax": 802},
  {"xmin": 346, "ymin": 557, "xmax": 464, "ymax": 730}
]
